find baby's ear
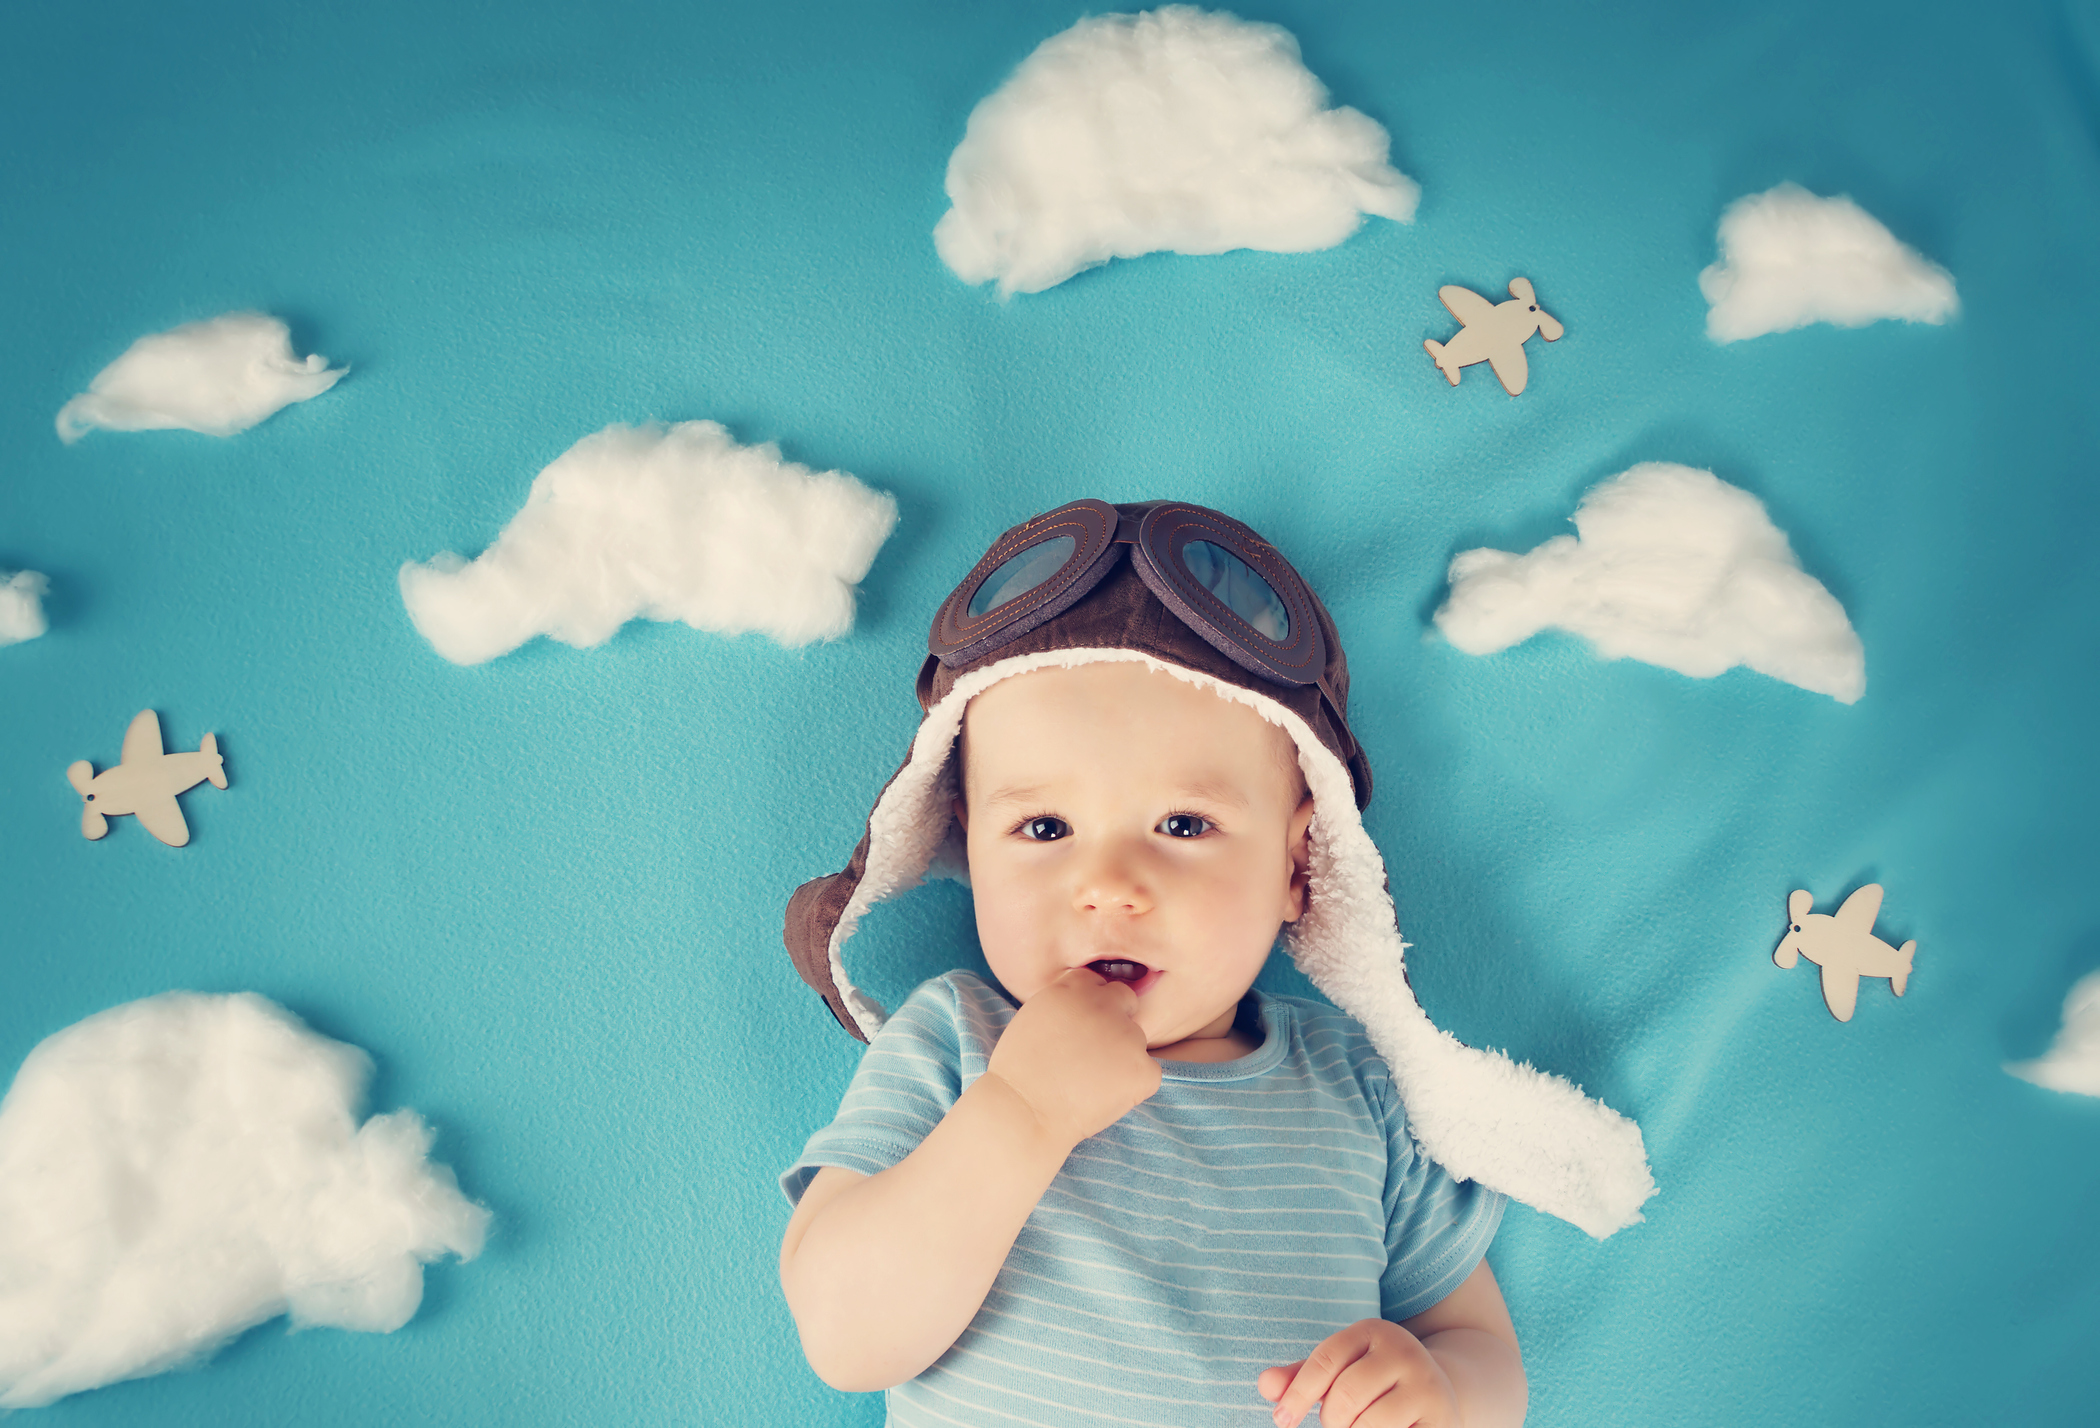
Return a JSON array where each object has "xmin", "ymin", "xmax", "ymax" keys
[
  {"xmin": 1281, "ymin": 792, "xmax": 1316, "ymax": 922},
  {"xmin": 951, "ymin": 796, "xmax": 969, "ymax": 831}
]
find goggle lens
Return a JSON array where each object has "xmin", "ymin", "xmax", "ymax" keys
[
  {"xmin": 966, "ymin": 535, "xmax": 1076, "ymax": 617},
  {"xmin": 1180, "ymin": 540, "xmax": 1289, "ymax": 642}
]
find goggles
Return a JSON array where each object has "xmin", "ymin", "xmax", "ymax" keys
[{"xmin": 926, "ymin": 498, "xmax": 1363, "ymax": 775}]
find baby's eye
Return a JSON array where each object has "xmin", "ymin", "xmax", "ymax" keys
[
  {"xmin": 1157, "ymin": 813, "xmax": 1211, "ymax": 839},
  {"xmin": 1018, "ymin": 816, "xmax": 1070, "ymax": 842}
]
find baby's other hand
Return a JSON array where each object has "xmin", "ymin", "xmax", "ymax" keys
[
  {"xmin": 1259, "ymin": 1319, "xmax": 1457, "ymax": 1428},
  {"xmin": 985, "ymin": 967, "xmax": 1161, "ymax": 1150}
]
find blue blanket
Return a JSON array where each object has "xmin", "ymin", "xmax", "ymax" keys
[{"xmin": 0, "ymin": 0, "xmax": 2092, "ymax": 1423}]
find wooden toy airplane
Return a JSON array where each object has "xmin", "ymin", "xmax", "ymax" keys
[
  {"xmin": 1424, "ymin": 277, "xmax": 1563, "ymax": 395},
  {"xmin": 67, "ymin": 710, "xmax": 227, "ymax": 846},
  {"xmin": 1772, "ymin": 885, "xmax": 1916, "ymax": 1022}
]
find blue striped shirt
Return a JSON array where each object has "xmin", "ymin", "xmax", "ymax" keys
[{"xmin": 781, "ymin": 972, "xmax": 1505, "ymax": 1426}]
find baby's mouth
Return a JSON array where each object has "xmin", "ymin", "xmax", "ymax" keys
[{"xmin": 1088, "ymin": 959, "xmax": 1150, "ymax": 984}]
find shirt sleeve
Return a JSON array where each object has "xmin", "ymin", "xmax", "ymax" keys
[
  {"xmin": 1371, "ymin": 1063, "xmax": 1508, "ymax": 1323},
  {"xmin": 778, "ymin": 976, "xmax": 967, "ymax": 1207}
]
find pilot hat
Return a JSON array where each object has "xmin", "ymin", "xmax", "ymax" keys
[{"xmin": 783, "ymin": 511, "xmax": 1655, "ymax": 1238}]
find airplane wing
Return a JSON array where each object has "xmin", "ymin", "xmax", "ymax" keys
[
  {"xmin": 1438, "ymin": 285, "xmax": 1497, "ymax": 326},
  {"xmin": 1835, "ymin": 884, "xmax": 1883, "ymax": 931},
  {"xmin": 120, "ymin": 709, "xmax": 165, "ymax": 766},
  {"xmin": 133, "ymin": 793, "xmax": 191, "ymax": 848},
  {"xmin": 1820, "ymin": 964, "xmax": 1860, "ymax": 1022},
  {"xmin": 1487, "ymin": 344, "xmax": 1529, "ymax": 396}
]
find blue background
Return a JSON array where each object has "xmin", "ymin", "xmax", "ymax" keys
[{"xmin": 3, "ymin": 0, "xmax": 2096, "ymax": 1422}]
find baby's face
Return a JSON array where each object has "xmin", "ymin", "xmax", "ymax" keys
[{"xmin": 955, "ymin": 661, "xmax": 1313, "ymax": 1057}]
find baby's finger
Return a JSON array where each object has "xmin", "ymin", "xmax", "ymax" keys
[
  {"xmin": 1306, "ymin": 1363, "xmax": 1410, "ymax": 1428},
  {"xmin": 1268, "ymin": 1331, "xmax": 1370, "ymax": 1427},
  {"xmin": 1256, "ymin": 1361, "xmax": 1304, "ymax": 1402},
  {"xmin": 1054, "ymin": 965, "xmax": 1140, "ymax": 1012}
]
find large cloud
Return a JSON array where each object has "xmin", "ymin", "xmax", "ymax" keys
[
  {"xmin": 1433, "ymin": 463, "xmax": 1866, "ymax": 703},
  {"xmin": 934, "ymin": 5, "xmax": 1418, "ymax": 296},
  {"xmin": 57, "ymin": 312, "xmax": 345, "ymax": 443},
  {"xmin": 1700, "ymin": 183, "xmax": 1959, "ymax": 343},
  {"xmin": 0, "ymin": 569, "xmax": 48, "ymax": 645},
  {"xmin": 0, "ymin": 992, "xmax": 488, "ymax": 1409},
  {"xmin": 2006, "ymin": 969, "xmax": 2100, "ymax": 1097},
  {"xmin": 399, "ymin": 420, "xmax": 897, "ymax": 666}
]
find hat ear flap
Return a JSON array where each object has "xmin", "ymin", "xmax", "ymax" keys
[{"xmin": 785, "ymin": 854, "xmax": 871, "ymax": 1042}]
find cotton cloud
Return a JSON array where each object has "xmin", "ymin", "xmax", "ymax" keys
[
  {"xmin": 2006, "ymin": 969, "xmax": 2100, "ymax": 1097},
  {"xmin": 0, "ymin": 569, "xmax": 48, "ymax": 645},
  {"xmin": 1433, "ymin": 463, "xmax": 1866, "ymax": 702},
  {"xmin": 1700, "ymin": 183, "xmax": 1959, "ymax": 343},
  {"xmin": 934, "ymin": 5, "xmax": 1418, "ymax": 296},
  {"xmin": 0, "ymin": 992, "xmax": 487, "ymax": 1410},
  {"xmin": 56, "ymin": 312, "xmax": 344, "ymax": 443},
  {"xmin": 399, "ymin": 420, "xmax": 898, "ymax": 666}
]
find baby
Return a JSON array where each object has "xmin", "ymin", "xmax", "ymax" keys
[{"xmin": 778, "ymin": 499, "xmax": 1651, "ymax": 1426}]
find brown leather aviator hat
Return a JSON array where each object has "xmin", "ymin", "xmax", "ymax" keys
[{"xmin": 783, "ymin": 499, "xmax": 1655, "ymax": 1238}]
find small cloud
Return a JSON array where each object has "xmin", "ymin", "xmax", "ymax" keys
[
  {"xmin": 1700, "ymin": 183, "xmax": 1959, "ymax": 343},
  {"xmin": 935, "ymin": 5, "xmax": 1417, "ymax": 296},
  {"xmin": 0, "ymin": 992, "xmax": 488, "ymax": 1410},
  {"xmin": 399, "ymin": 420, "xmax": 898, "ymax": 666},
  {"xmin": 2006, "ymin": 969, "xmax": 2100, "ymax": 1097},
  {"xmin": 0, "ymin": 569, "xmax": 48, "ymax": 645},
  {"xmin": 1433, "ymin": 462, "xmax": 1866, "ymax": 703},
  {"xmin": 57, "ymin": 312, "xmax": 344, "ymax": 443}
]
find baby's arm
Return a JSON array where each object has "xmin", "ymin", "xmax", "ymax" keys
[
  {"xmin": 1259, "ymin": 1260, "xmax": 1526, "ymax": 1428},
  {"xmin": 779, "ymin": 969, "xmax": 1161, "ymax": 1393},
  {"xmin": 778, "ymin": 1077, "xmax": 1066, "ymax": 1392}
]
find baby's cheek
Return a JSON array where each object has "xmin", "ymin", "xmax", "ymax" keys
[{"xmin": 973, "ymin": 887, "xmax": 1051, "ymax": 993}]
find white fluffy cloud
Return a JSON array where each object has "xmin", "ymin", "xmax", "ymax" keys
[
  {"xmin": 56, "ymin": 312, "xmax": 344, "ymax": 443},
  {"xmin": 1700, "ymin": 183, "xmax": 1959, "ymax": 343},
  {"xmin": 399, "ymin": 420, "xmax": 898, "ymax": 666},
  {"xmin": 0, "ymin": 993, "xmax": 488, "ymax": 1409},
  {"xmin": 934, "ymin": 5, "xmax": 1418, "ymax": 296},
  {"xmin": 0, "ymin": 569, "xmax": 48, "ymax": 645},
  {"xmin": 1433, "ymin": 463, "xmax": 1866, "ymax": 703},
  {"xmin": 2006, "ymin": 970, "xmax": 2100, "ymax": 1097}
]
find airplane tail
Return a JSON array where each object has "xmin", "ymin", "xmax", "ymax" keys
[
  {"xmin": 202, "ymin": 732, "xmax": 228, "ymax": 789},
  {"xmin": 1422, "ymin": 339, "xmax": 1460, "ymax": 385},
  {"xmin": 1892, "ymin": 941, "xmax": 1917, "ymax": 997}
]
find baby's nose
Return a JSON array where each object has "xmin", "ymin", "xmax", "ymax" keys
[{"xmin": 1072, "ymin": 853, "xmax": 1152, "ymax": 915}]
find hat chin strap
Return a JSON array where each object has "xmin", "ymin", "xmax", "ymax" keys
[{"xmin": 828, "ymin": 647, "xmax": 1656, "ymax": 1239}]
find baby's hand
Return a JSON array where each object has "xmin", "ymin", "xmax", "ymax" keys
[
  {"xmin": 984, "ymin": 967, "xmax": 1161, "ymax": 1150},
  {"xmin": 1259, "ymin": 1319, "xmax": 1457, "ymax": 1428}
]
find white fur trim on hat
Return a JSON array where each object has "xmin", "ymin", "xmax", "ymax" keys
[{"xmin": 826, "ymin": 648, "xmax": 1657, "ymax": 1238}]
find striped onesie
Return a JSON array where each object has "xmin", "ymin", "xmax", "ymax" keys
[{"xmin": 781, "ymin": 971, "xmax": 1505, "ymax": 1426}]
